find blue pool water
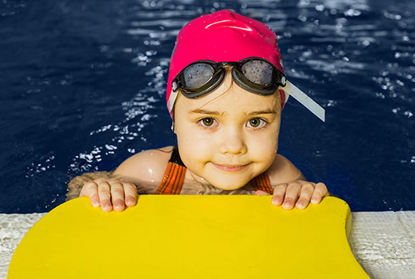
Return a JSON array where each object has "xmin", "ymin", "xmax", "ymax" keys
[{"xmin": 1, "ymin": 0, "xmax": 414, "ymax": 213}]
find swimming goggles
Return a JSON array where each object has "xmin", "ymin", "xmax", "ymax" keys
[{"xmin": 169, "ymin": 57, "xmax": 325, "ymax": 122}]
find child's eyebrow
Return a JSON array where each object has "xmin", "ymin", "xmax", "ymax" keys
[
  {"xmin": 188, "ymin": 109, "xmax": 222, "ymax": 115},
  {"xmin": 188, "ymin": 109, "xmax": 277, "ymax": 116},
  {"xmin": 246, "ymin": 109, "xmax": 278, "ymax": 116}
]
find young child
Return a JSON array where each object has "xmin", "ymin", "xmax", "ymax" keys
[{"xmin": 78, "ymin": 9, "xmax": 329, "ymax": 212}]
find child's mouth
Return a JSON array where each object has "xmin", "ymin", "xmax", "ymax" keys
[{"xmin": 211, "ymin": 162, "xmax": 248, "ymax": 172}]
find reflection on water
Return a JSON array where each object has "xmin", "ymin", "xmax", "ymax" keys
[{"xmin": 0, "ymin": 0, "xmax": 414, "ymax": 212}]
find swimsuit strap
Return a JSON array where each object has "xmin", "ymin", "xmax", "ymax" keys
[
  {"xmin": 251, "ymin": 171, "xmax": 274, "ymax": 194},
  {"xmin": 154, "ymin": 147, "xmax": 186, "ymax": 195}
]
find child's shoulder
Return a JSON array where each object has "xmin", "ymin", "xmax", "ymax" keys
[
  {"xmin": 267, "ymin": 154, "xmax": 305, "ymax": 185},
  {"xmin": 113, "ymin": 146, "xmax": 173, "ymax": 185}
]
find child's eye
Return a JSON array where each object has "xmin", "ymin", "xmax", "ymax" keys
[
  {"xmin": 199, "ymin": 117, "xmax": 217, "ymax": 127},
  {"xmin": 247, "ymin": 117, "xmax": 266, "ymax": 129}
]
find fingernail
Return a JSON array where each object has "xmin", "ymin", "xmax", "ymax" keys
[
  {"xmin": 311, "ymin": 198, "xmax": 318, "ymax": 204},
  {"xmin": 126, "ymin": 197, "xmax": 135, "ymax": 206},
  {"xmin": 92, "ymin": 202, "xmax": 100, "ymax": 207},
  {"xmin": 103, "ymin": 203, "xmax": 111, "ymax": 210},
  {"xmin": 272, "ymin": 197, "xmax": 281, "ymax": 205}
]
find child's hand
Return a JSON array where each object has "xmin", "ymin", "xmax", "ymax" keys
[
  {"xmin": 79, "ymin": 178, "xmax": 138, "ymax": 212},
  {"xmin": 255, "ymin": 180, "xmax": 328, "ymax": 210}
]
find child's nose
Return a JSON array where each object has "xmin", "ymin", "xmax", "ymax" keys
[{"xmin": 219, "ymin": 128, "xmax": 247, "ymax": 155}]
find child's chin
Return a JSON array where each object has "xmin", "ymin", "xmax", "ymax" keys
[
  {"xmin": 210, "ymin": 180, "xmax": 247, "ymax": 191},
  {"xmin": 215, "ymin": 185, "xmax": 243, "ymax": 191}
]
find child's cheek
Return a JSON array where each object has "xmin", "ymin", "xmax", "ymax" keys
[
  {"xmin": 250, "ymin": 128, "xmax": 279, "ymax": 164},
  {"xmin": 177, "ymin": 129, "xmax": 212, "ymax": 164}
]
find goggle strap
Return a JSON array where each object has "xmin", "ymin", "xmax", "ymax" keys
[
  {"xmin": 284, "ymin": 81, "xmax": 325, "ymax": 122},
  {"xmin": 167, "ymin": 90, "xmax": 179, "ymax": 117}
]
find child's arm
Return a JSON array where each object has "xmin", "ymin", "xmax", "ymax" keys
[
  {"xmin": 257, "ymin": 154, "xmax": 329, "ymax": 210},
  {"xmin": 78, "ymin": 147, "xmax": 172, "ymax": 212}
]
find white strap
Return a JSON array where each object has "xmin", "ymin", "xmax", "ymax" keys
[
  {"xmin": 283, "ymin": 81, "xmax": 325, "ymax": 122},
  {"xmin": 167, "ymin": 90, "xmax": 179, "ymax": 116}
]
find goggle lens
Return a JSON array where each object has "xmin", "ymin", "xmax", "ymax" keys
[
  {"xmin": 183, "ymin": 63, "xmax": 215, "ymax": 89},
  {"xmin": 241, "ymin": 60, "xmax": 274, "ymax": 85}
]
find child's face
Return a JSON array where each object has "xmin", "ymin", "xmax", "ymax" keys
[{"xmin": 174, "ymin": 69, "xmax": 281, "ymax": 190}]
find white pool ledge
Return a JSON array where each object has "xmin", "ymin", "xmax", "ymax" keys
[{"xmin": 1, "ymin": 211, "xmax": 414, "ymax": 278}]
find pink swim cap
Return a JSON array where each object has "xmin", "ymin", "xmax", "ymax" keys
[{"xmin": 166, "ymin": 10, "xmax": 287, "ymax": 116}]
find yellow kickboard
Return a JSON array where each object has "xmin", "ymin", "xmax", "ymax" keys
[{"xmin": 8, "ymin": 196, "xmax": 369, "ymax": 278}]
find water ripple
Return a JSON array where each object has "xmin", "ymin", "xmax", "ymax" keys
[{"xmin": 1, "ymin": 0, "xmax": 415, "ymax": 212}]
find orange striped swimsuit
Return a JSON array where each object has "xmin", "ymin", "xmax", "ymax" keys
[{"xmin": 154, "ymin": 147, "xmax": 273, "ymax": 195}]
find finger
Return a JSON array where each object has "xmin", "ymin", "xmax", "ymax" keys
[
  {"xmin": 82, "ymin": 181, "xmax": 100, "ymax": 207},
  {"xmin": 271, "ymin": 184, "xmax": 287, "ymax": 206},
  {"xmin": 282, "ymin": 182, "xmax": 301, "ymax": 210},
  {"xmin": 295, "ymin": 183, "xmax": 315, "ymax": 210},
  {"xmin": 311, "ymin": 183, "xmax": 329, "ymax": 204},
  {"xmin": 97, "ymin": 180, "xmax": 112, "ymax": 212},
  {"xmin": 109, "ymin": 181, "xmax": 125, "ymax": 212},
  {"xmin": 255, "ymin": 190, "xmax": 270, "ymax": 195},
  {"xmin": 124, "ymin": 183, "xmax": 138, "ymax": 207}
]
